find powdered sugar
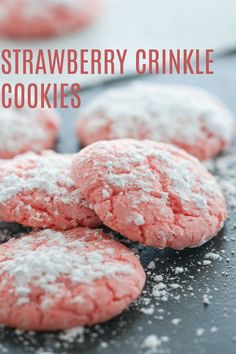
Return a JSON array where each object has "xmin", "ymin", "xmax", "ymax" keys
[
  {"xmin": 172, "ymin": 318, "xmax": 181, "ymax": 325},
  {"xmin": 79, "ymin": 83, "xmax": 234, "ymax": 159},
  {"xmin": 59, "ymin": 326, "xmax": 85, "ymax": 343},
  {"xmin": 95, "ymin": 140, "xmax": 221, "ymax": 211},
  {"xmin": 174, "ymin": 267, "xmax": 184, "ymax": 274},
  {"xmin": 142, "ymin": 335, "xmax": 161, "ymax": 352},
  {"xmin": 0, "ymin": 229, "xmax": 134, "ymax": 306},
  {"xmin": 0, "ymin": 108, "xmax": 48, "ymax": 153},
  {"xmin": 204, "ymin": 252, "xmax": 221, "ymax": 261},
  {"xmin": 128, "ymin": 213, "xmax": 145, "ymax": 226},
  {"xmin": 196, "ymin": 328, "xmax": 205, "ymax": 336},
  {"xmin": 0, "ymin": 151, "xmax": 85, "ymax": 206}
]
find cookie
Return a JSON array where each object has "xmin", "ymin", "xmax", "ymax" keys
[
  {"xmin": 77, "ymin": 83, "xmax": 234, "ymax": 160},
  {"xmin": 0, "ymin": 151, "xmax": 100, "ymax": 229},
  {"xmin": 72, "ymin": 139, "xmax": 227, "ymax": 249},
  {"xmin": 0, "ymin": 108, "xmax": 59, "ymax": 159},
  {"xmin": 0, "ymin": 228, "xmax": 145, "ymax": 331},
  {"xmin": 0, "ymin": 0, "xmax": 102, "ymax": 38}
]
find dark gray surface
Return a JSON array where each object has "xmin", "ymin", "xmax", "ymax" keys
[{"xmin": 0, "ymin": 54, "xmax": 236, "ymax": 354}]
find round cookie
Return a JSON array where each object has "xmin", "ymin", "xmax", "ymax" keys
[
  {"xmin": 77, "ymin": 83, "xmax": 235, "ymax": 160},
  {"xmin": 0, "ymin": 107, "xmax": 59, "ymax": 159},
  {"xmin": 72, "ymin": 139, "xmax": 227, "ymax": 249},
  {"xmin": 0, "ymin": 0, "xmax": 102, "ymax": 38},
  {"xmin": 0, "ymin": 227, "xmax": 145, "ymax": 331},
  {"xmin": 0, "ymin": 151, "xmax": 100, "ymax": 229}
]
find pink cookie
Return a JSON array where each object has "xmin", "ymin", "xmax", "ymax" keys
[
  {"xmin": 0, "ymin": 107, "xmax": 59, "ymax": 159},
  {"xmin": 77, "ymin": 83, "xmax": 235, "ymax": 160},
  {"xmin": 72, "ymin": 139, "xmax": 227, "ymax": 249},
  {"xmin": 0, "ymin": 227, "xmax": 145, "ymax": 331},
  {"xmin": 0, "ymin": 0, "xmax": 102, "ymax": 38},
  {"xmin": 0, "ymin": 151, "xmax": 100, "ymax": 229}
]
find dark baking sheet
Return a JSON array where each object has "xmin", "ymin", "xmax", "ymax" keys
[{"xmin": 0, "ymin": 53, "xmax": 236, "ymax": 354}]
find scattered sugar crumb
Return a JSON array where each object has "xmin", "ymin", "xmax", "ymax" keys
[
  {"xmin": 210, "ymin": 326, "xmax": 218, "ymax": 333},
  {"xmin": 142, "ymin": 335, "xmax": 161, "ymax": 351},
  {"xmin": 203, "ymin": 294, "xmax": 211, "ymax": 305},
  {"xmin": 203, "ymin": 260, "xmax": 212, "ymax": 266},
  {"xmin": 175, "ymin": 267, "xmax": 184, "ymax": 274},
  {"xmin": 59, "ymin": 327, "xmax": 85, "ymax": 343},
  {"xmin": 154, "ymin": 275, "xmax": 163, "ymax": 282},
  {"xmin": 196, "ymin": 328, "xmax": 205, "ymax": 336},
  {"xmin": 172, "ymin": 318, "xmax": 181, "ymax": 325},
  {"xmin": 140, "ymin": 307, "xmax": 155, "ymax": 315},
  {"xmin": 100, "ymin": 342, "xmax": 109, "ymax": 348},
  {"xmin": 205, "ymin": 252, "xmax": 221, "ymax": 261},
  {"xmin": 161, "ymin": 336, "xmax": 169, "ymax": 343},
  {"xmin": 147, "ymin": 261, "xmax": 155, "ymax": 269},
  {"xmin": 169, "ymin": 283, "xmax": 180, "ymax": 289}
]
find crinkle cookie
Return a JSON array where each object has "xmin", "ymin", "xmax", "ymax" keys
[
  {"xmin": 77, "ymin": 83, "xmax": 235, "ymax": 160},
  {"xmin": 72, "ymin": 139, "xmax": 227, "ymax": 249},
  {"xmin": 0, "ymin": 228, "xmax": 145, "ymax": 331},
  {"xmin": 0, "ymin": 151, "xmax": 100, "ymax": 229},
  {"xmin": 0, "ymin": 107, "xmax": 59, "ymax": 159},
  {"xmin": 0, "ymin": 0, "xmax": 102, "ymax": 38}
]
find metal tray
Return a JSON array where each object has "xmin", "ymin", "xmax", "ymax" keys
[{"xmin": 0, "ymin": 53, "xmax": 236, "ymax": 354}]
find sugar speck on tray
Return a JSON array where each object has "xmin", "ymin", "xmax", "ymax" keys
[
  {"xmin": 196, "ymin": 328, "xmax": 205, "ymax": 336},
  {"xmin": 142, "ymin": 335, "xmax": 161, "ymax": 350},
  {"xmin": 174, "ymin": 267, "xmax": 184, "ymax": 274},
  {"xmin": 203, "ymin": 294, "xmax": 211, "ymax": 305},
  {"xmin": 59, "ymin": 327, "xmax": 85, "ymax": 343},
  {"xmin": 204, "ymin": 252, "xmax": 221, "ymax": 261},
  {"xmin": 210, "ymin": 326, "xmax": 218, "ymax": 333},
  {"xmin": 172, "ymin": 318, "xmax": 181, "ymax": 325}
]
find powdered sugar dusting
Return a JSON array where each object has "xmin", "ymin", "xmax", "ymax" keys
[
  {"xmin": 79, "ymin": 83, "xmax": 234, "ymax": 159},
  {"xmin": 0, "ymin": 229, "xmax": 134, "ymax": 306},
  {"xmin": 101, "ymin": 141, "xmax": 219, "ymax": 208},
  {"xmin": 94, "ymin": 140, "xmax": 221, "ymax": 213},
  {"xmin": 0, "ymin": 108, "xmax": 48, "ymax": 153},
  {"xmin": 0, "ymin": 151, "xmax": 84, "ymax": 205}
]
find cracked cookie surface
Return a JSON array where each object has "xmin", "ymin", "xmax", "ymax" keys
[
  {"xmin": 72, "ymin": 139, "xmax": 226, "ymax": 249},
  {"xmin": 0, "ymin": 227, "xmax": 145, "ymax": 331},
  {"xmin": 77, "ymin": 83, "xmax": 234, "ymax": 160},
  {"xmin": 0, "ymin": 151, "xmax": 100, "ymax": 229}
]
